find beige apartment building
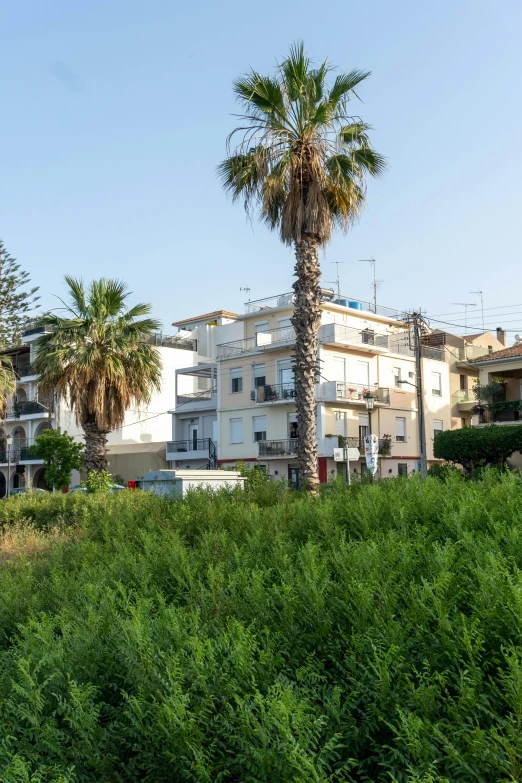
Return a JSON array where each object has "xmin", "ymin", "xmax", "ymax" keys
[{"xmin": 215, "ymin": 292, "xmax": 454, "ymax": 486}]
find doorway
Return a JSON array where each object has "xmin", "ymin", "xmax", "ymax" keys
[
  {"xmin": 288, "ymin": 466, "xmax": 300, "ymax": 490},
  {"xmin": 189, "ymin": 423, "xmax": 199, "ymax": 450}
]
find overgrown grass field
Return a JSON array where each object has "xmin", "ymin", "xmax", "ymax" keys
[{"xmin": 1, "ymin": 474, "xmax": 522, "ymax": 782}]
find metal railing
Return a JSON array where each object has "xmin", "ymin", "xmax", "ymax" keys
[
  {"xmin": 335, "ymin": 382, "xmax": 390, "ymax": 405},
  {"xmin": 335, "ymin": 436, "xmax": 390, "ymax": 452},
  {"xmin": 244, "ymin": 292, "xmax": 404, "ymax": 319},
  {"xmin": 167, "ymin": 438, "xmax": 214, "ymax": 453},
  {"xmin": 217, "ymin": 326, "xmax": 295, "ymax": 360},
  {"xmin": 176, "ymin": 390, "xmax": 215, "ymax": 405},
  {"xmin": 255, "ymin": 383, "xmax": 296, "ymax": 403},
  {"xmin": 0, "ymin": 439, "xmax": 40, "ymax": 463},
  {"xmin": 258, "ymin": 439, "xmax": 298, "ymax": 457},
  {"xmin": 145, "ymin": 333, "xmax": 197, "ymax": 351},
  {"xmin": 6, "ymin": 399, "xmax": 50, "ymax": 418},
  {"xmin": 17, "ymin": 363, "xmax": 35, "ymax": 378},
  {"xmin": 22, "ymin": 324, "xmax": 54, "ymax": 337}
]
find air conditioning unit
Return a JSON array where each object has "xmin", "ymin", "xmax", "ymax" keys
[{"xmin": 250, "ymin": 390, "xmax": 255, "ymax": 401}]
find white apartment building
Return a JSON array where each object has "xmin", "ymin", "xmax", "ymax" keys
[
  {"xmin": 166, "ymin": 311, "xmax": 243, "ymax": 470},
  {"xmin": 215, "ymin": 292, "xmax": 454, "ymax": 486},
  {"xmin": 0, "ymin": 324, "xmax": 205, "ymax": 495}
]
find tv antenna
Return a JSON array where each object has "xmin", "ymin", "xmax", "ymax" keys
[
  {"xmin": 470, "ymin": 290, "xmax": 484, "ymax": 332},
  {"xmin": 359, "ymin": 257, "xmax": 382, "ymax": 313},
  {"xmin": 452, "ymin": 301, "xmax": 476, "ymax": 332},
  {"xmin": 240, "ymin": 286, "xmax": 251, "ymax": 302},
  {"xmin": 326, "ymin": 261, "xmax": 346, "ymax": 300}
]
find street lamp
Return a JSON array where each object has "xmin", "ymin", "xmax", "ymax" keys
[
  {"xmin": 6, "ymin": 433, "xmax": 13, "ymax": 499},
  {"xmin": 363, "ymin": 391, "xmax": 376, "ymax": 435}
]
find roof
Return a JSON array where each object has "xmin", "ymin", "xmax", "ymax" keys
[
  {"xmin": 172, "ymin": 310, "xmax": 237, "ymax": 326},
  {"xmin": 472, "ymin": 343, "xmax": 522, "ymax": 363},
  {"xmin": 464, "ymin": 332, "xmax": 487, "ymax": 343}
]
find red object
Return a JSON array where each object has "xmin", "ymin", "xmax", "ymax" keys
[
  {"xmin": 127, "ymin": 480, "xmax": 136, "ymax": 490},
  {"xmin": 318, "ymin": 457, "xmax": 328, "ymax": 484}
]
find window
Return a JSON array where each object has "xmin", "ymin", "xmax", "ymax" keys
[
  {"xmin": 488, "ymin": 345, "xmax": 493, "ymax": 353},
  {"xmin": 230, "ymin": 418, "xmax": 243, "ymax": 444},
  {"xmin": 433, "ymin": 419, "xmax": 443, "ymax": 440},
  {"xmin": 278, "ymin": 317, "xmax": 293, "ymax": 340},
  {"xmin": 431, "ymin": 371, "xmax": 442, "ymax": 396},
  {"xmin": 253, "ymin": 364, "xmax": 266, "ymax": 388},
  {"xmin": 230, "ymin": 368, "xmax": 243, "ymax": 394},
  {"xmin": 398, "ymin": 463, "xmax": 408, "ymax": 477},
  {"xmin": 253, "ymin": 416, "xmax": 266, "ymax": 442},
  {"xmin": 356, "ymin": 360, "xmax": 370, "ymax": 387},
  {"xmin": 460, "ymin": 374, "xmax": 467, "ymax": 391},
  {"xmin": 461, "ymin": 417, "xmax": 467, "ymax": 428},
  {"xmin": 393, "ymin": 367, "xmax": 402, "ymax": 388},
  {"xmin": 334, "ymin": 410, "xmax": 346, "ymax": 436},
  {"xmin": 288, "ymin": 412, "xmax": 298, "ymax": 440},
  {"xmin": 395, "ymin": 417, "xmax": 406, "ymax": 442},
  {"xmin": 255, "ymin": 321, "xmax": 269, "ymax": 334}
]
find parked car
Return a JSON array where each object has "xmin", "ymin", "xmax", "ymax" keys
[
  {"xmin": 68, "ymin": 484, "xmax": 127, "ymax": 495},
  {"xmin": 4, "ymin": 487, "xmax": 48, "ymax": 498}
]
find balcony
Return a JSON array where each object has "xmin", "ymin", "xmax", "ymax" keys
[
  {"xmin": 476, "ymin": 401, "xmax": 522, "ymax": 425},
  {"xmin": 0, "ymin": 439, "xmax": 43, "ymax": 465},
  {"xmin": 22, "ymin": 324, "xmax": 54, "ymax": 338},
  {"xmin": 255, "ymin": 383, "xmax": 296, "ymax": 403},
  {"xmin": 217, "ymin": 326, "xmax": 295, "ymax": 360},
  {"xmin": 321, "ymin": 435, "xmax": 391, "ymax": 458},
  {"xmin": 258, "ymin": 439, "xmax": 298, "ymax": 458},
  {"xmin": 17, "ymin": 363, "xmax": 36, "ymax": 379},
  {"xmin": 452, "ymin": 389, "xmax": 477, "ymax": 409},
  {"xmin": 145, "ymin": 333, "xmax": 197, "ymax": 351},
  {"xmin": 316, "ymin": 381, "xmax": 390, "ymax": 406},
  {"xmin": 6, "ymin": 399, "xmax": 50, "ymax": 419},
  {"xmin": 456, "ymin": 344, "xmax": 491, "ymax": 365},
  {"xmin": 421, "ymin": 346, "xmax": 445, "ymax": 362},
  {"xmin": 166, "ymin": 438, "xmax": 216, "ymax": 465}
]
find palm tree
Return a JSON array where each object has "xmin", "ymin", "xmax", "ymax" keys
[
  {"xmin": 0, "ymin": 356, "xmax": 15, "ymax": 419},
  {"xmin": 33, "ymin": 277, "xmax": 162, "ymax": 473},
  {"xmin": 219, "ymin": 43, "xmax": 385, "ymax": 491}
]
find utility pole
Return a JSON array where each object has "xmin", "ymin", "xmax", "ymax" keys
[
  {"xmin": 411, "ymin": 312, "xmax": 428, "ymax": 479},
  {"xmin": 470, "ymin": 290, "xmax": 484, "ymax": 332},
  {"xmin": 452, "ymin": 301, "xmax": 476, "ymax": 332}
]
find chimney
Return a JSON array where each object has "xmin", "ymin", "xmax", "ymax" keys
[{"xmin": 497, "ymin": 327, "xmax": 506, "ymax": 346}]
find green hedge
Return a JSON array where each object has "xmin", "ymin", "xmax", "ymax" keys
[{"xmin": 1, "ymin": 476, "xmax": 522, "ymax": 781}]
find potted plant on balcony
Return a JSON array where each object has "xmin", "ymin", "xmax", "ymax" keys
[{"xmin": 380, "ymin": 435, "xmax": 392, "ymax": 456}]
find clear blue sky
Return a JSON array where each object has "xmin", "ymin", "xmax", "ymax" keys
[{"xmin": 2, "ymin": 0, "xmax": 521, "ymax": 336}]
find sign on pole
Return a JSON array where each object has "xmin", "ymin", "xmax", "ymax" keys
[{"xmin": 364, "ymin": 434, "xmax": 379, "ymax": 475}]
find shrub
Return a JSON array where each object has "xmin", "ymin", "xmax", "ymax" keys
[
  {"xmin": 434, "ymin": 424, "xmax": 522, "ymax": 472},
  {"xmin": 0, "ymin": 476, "xmax": 522, "ymax": 779}
]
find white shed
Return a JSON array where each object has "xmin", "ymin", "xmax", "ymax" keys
[{"xmin": 141, "ymin": 469, "xmax": 246, "ymax": 497}]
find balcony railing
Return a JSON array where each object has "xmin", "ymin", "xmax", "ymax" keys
[
  {"xmin": 457, "ymin": 345, "xmax": 491, "ymax": 362},
  {"xmin": 167, "ymin": 438, "xmax": 214, "ymax": 453},
  {"xmin": 335, "ymin": 382, "xmax": 390, "ymax": 405},
  {"xmin": 258, "ymin": 439, "xmax": 298, "ymax": 457},
  {"xmin": 217, "ymin": 326, "xmax": 295, "ymax": 360},
  {"xmin": 176, "ymin": 390, "xmax": 215, "ymax": 407},
  {"xmin": 6, "ymin": 399, "xmax": 50, "ymax": 419},
  {"xmin": 478, "ymin": 401, "xmax": 522, "ymax": 424},
  {"xmin": 421, "ymin": 346, "xmax": 445, "ymax": 362},
  {"xmin": 17, "ymin": 363, "xmax": 35, "ymax": 378},
  {"xmin": 0, "ymin": 439, "xmax": 41, "ymax": 463},
  {"xmin": 22, "ymin": 324, "xmax": 54, "ymax": 338},
  {"xmin": 452, "ymin": 389, "xmax": 476, "ymax": 404},
  {"xmin": 144, "ymin": 333, "xmax": 197, "ymax": 351},
  {"xmin": 255, "ymin": 383, "xmax": 296, "ymax": 403},
  {"xmin": 244, "ymin": 292, "xmax": 404, "ymax": 319}
]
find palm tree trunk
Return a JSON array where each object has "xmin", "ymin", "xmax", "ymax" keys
[
  {"xmin": 291, "ymin": 234, "xmax": 322, "ymax": 493},
  {"xmin": 82, "ymin": 417, "xmax": 109, "ymax": 473}
]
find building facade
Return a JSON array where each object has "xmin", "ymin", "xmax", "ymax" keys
[
  {"xmin": 0, "ymin": 324, "xmax": 203, "ymax": 495},
  {"xmin": 214, "ymin": 292, "xmax": 455, "ymax": 486}
]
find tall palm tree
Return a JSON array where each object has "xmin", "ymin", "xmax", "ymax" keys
[
  {"xmin": 0, "ymin": 356, "xmax": 15, "ymax": 419},
  {"xmin": 219, "ymin": 43, "xmax": 385, "ymax": 491},
  {"xmin": 33, "ymin": 277, "xmax": 162, "ymax": 473}
]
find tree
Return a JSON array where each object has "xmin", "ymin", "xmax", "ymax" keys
[
  {"xmin": 33, "ymin": 277, "xmax": 162, "ymax": 473},
  {"xmin": 29, "ymin": 428, "xmax": 84, "ymax": 491},
  {"xmin": 0, "ymin": 356, "xmax": 15, "ymax": 419},
  {"xmin": 434, "ymin": 425, "xmax": 522, "ymax": 474},
  {"xmin": 219, "ymin": 43, "xmax": 385, "ymax": 491},
  {"xmin": 0, "ymin": 240, "xmax": 40, "ymax": 348}
]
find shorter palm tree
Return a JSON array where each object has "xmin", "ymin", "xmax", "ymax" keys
[
  {"xmin": 33, "ymin": 277, "xmax": 162, "ymax": 473},
  {"xmin": 0, "ymin": 356, "xmax": 15, "ymax": 419}
]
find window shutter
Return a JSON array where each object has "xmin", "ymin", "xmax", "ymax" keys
[
  {"xmin": 395, "ymin": 417, "xmax": 406, "ymax": 439},
  {"xmin": 230, "ymin": 418, "xmax": 243, "ymax": 443}
]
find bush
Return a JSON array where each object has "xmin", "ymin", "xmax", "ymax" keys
[
  {"xmin": 1, "ymin": 475, "xmax": 522, "ymax": 779},
  {"xmin": 434, "ymin": 424, "xmax": 522, "ymax": 473}
]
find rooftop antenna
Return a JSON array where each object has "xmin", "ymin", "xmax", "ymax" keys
[
  {"xmin": 240, "ymin": 286, "xmax": 251, "ymax": 302},
  {"xmin": 329, "ymin": 261, "xmax": 346, "ymax": 300},
  {"xmin": 470, "ymin": 290, "xmax": 484, "ymax": 332},
  {"xmin": 452, "ymin": 301, "xmax": 476, "ymax": 332},
  {"xmin": 359, "ymin": 257, "xmax": 381, "ymax": 313}
]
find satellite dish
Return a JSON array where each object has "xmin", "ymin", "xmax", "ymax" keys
[{"xmin": 515, "ymin": 334, "xmax": 521, "ymax": 344}]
